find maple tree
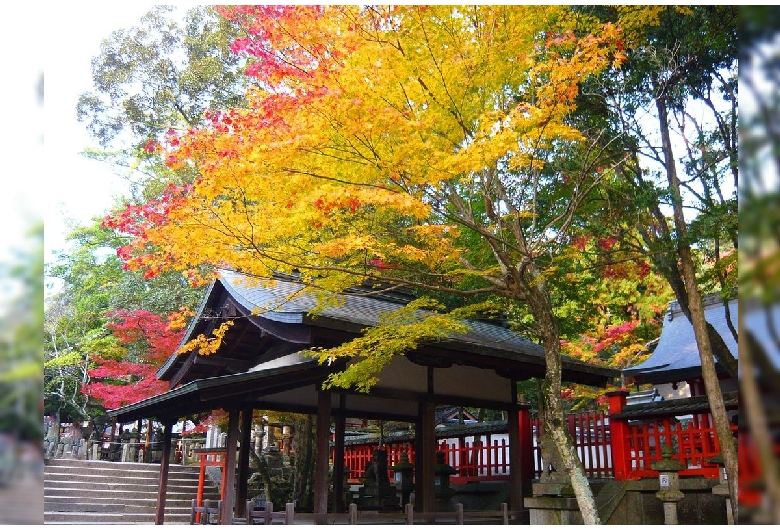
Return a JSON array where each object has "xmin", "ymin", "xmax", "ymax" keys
[
  {"xmin": 81, "ymin": 309, "xmax": 186, "ymax": 410},
  {"xmin": 103, "ymin": 5, "xmax": 627, "ymax": 521},
  {"xmin": 45, "ymin": 221, "xmax": 204, "ymax": 437}
]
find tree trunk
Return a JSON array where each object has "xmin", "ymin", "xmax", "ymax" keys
[
  {"xmin": 656, "ymin": 93, "xmax": 738, "ymax": 523},
  {"xmin": 528, "ymin": 280, "xmax": 601, "ymax": 524},
  {"xmin": 740, "ymin": 322, "xmax": 780, "ymax": 523},
  {"xmin": 291, "ymin": 415, "xmax": 315, "ymax": 512}
]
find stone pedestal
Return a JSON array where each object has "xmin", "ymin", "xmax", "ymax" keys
[
  {"xmin": 524, "ymin": 493, "xmax": 583, "ymax": 525},
  {"xmin": 651, "ymin": 444, "xmax": 686, "ymax": 525},
  {"xmin": 706, "ymin": 453, "xmax": 733, "ymax": 525}
]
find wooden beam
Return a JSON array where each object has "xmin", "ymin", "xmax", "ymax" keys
[
  {"xmin": 236, "ymin": 407, "xmax": 253, "ymax": 518},
  {"xmin": 314, "ymin": 390, "xmax": 332, "ymax": 514},
  {"xmin": 333, "ymin": 394, "xmax": 347, "ymax": 512},
  {"xmin": 192, "ymin": 355, "xmax": 255, "ymax": 372},
  {"xmin": 221, "ymin": 409, "xmax": 239, "ymax": 525},
  {"xmin": 154, "ymin": 419, "xmax": 174, "ymax": 525},
  {"xmin": 168, "ymin": 351, "xmax": 198, "ymax": 389}
]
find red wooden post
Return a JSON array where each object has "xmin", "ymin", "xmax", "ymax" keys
[
  {"xmin": 517, "ymin": 406, "xmax": 533, "ymax": 500},
  {"xmin": 196, "ymin": 454, "xmax": 206, "ymax": 523},
  {"xmin": 607, "ymin": 390, "xmax": 630, "ymax": 481}
]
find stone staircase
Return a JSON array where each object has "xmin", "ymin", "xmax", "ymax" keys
[{"xmin": 44, "ymin": 458, "xmax": 220, "ymax": 524}]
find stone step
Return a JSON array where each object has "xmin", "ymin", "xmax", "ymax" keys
[
  {"xmin": 43, "ymin": 481, "xmax": 204, "ymax": 496},
  {"xmin": 44, "ymin": 474, "xmax": 202, "ymax": 487},
  {"xmin": 45, "ymin": 459, "xmax": 202, "ymax": 475},
  {"xmin": 43, "ymin": 459, "xmax": 219, "ymax": 525},
  {"xmin": 45, "ymin": 495, "xmax": 217, "ymax": 511},
  {"xmin": 43, "ymin": 510, "xmax": 192, "ymax": 524},
  {"xmin": 44, "ymin": 466, "xmax": 201, "ymax": 479}
]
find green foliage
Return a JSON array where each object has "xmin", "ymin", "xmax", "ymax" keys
[
  {"xmin": 77, "ymin": 6, "xmax": 248, "ymax": 149},
  {"xmin": 0, "ymin": 222, "xmax": 44, "ymax": 440},
  {"xmin": 76, "ymin": 5, "xmax": 250, "ymax": 203},
  {"xmin": 310, "ymin": 297, "xmax": 487, "ymax": 392}
]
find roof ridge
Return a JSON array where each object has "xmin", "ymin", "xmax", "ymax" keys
[{"xmin": 668, "ymin": 291, "xmax": 736, "ymax": 319}]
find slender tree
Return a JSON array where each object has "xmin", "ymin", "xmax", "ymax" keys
[{"xmin": 576, "ymin": 6, "xmax": 740, "ymax": 519}]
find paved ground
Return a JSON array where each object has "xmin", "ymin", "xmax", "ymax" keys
[
  {"xmin": 0, "ymin": 472, "xmax": 44, "ymax": 524},
  {"xmin": 0, "ymin": 440, "xmax": 44, "ymax": 525}
]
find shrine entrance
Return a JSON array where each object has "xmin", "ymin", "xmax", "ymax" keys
[{"xmin": 109, "ymin": 269, "xmax": 618, "ymax": 524}]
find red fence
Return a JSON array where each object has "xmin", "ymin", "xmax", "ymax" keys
[
  {"xmin": 342, "ymin": 410, "xmax": 613, "ymax": 483},
  {"xmin": 438, "ymin": 436, "xmax": 511, "ymax": 483},
  {"xmin": 618, "ymin": 414, "xmax": 725, "ymax": 479},
  {"xmin": 607, "ymin": 391, "xmax": 737, "ymax": 481},
  {"xmin": 342, "ymin": 396, "xmax": 738, "ymax": 484}
]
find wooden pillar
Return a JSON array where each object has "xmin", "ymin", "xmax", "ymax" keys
[
  {"xmin": 145, "ymin": 419, "xmax": 153, "ymax": 463},
  {"xmin": 414, "ymin": 415, "xmax": 424, "ymax": 510},
  {"xmin": 221, "ymin": 409, "xmax": 239, "ymax": 525},
  {"xmin": 236, "ymin": 407, "xmax": 253, "ymax": 518},
  {"xmin": 607, "ymin": 391, "xmax": 630, "ymax": 481},
  {"xmin": 518, "ymin": 405, "xmax": 534, "ymax": 500},
  {"xmin": 508, "ymin": 404, "xmax": 533, "ymax": 522},
  {"xmin": 315, "ymin": 390, "xmax": 332, "ymax": 514},
  {"xmin": 419, "ymin": 400, "xmax": 436, "ymax": 515},
  {"xmin": 154, "ymin": 419, "xmax": 174, "ymax": 525},
  {"xmin": 333, "ymin": 394, "xmax": 347, "ymax": 512}
]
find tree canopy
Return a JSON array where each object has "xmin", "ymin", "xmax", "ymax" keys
[{"xmin": 48, "ymin": 5, "xmax": 742, "ymax": 523}]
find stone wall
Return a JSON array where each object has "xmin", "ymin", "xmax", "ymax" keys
[{"xmin": 524, "ymin": 477, "xmax": 727, "ymax": 525}]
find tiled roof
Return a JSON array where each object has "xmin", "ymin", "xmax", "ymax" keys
[
  {"xmin": 214, "ymin": 269, "xmax": 617, "ymax": 380},
  {"xmin": 611, "ymin": 391, "xmax": 738, "ymax": 420},
  {"xmin": 623, "ymin": 295, "xmax": 737, "ymax": 382}
]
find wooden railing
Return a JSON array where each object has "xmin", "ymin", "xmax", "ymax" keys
[
  {"xmin": 607, "ymin": 391, "xmax": 737, "ymax": 480},
  {"xmin": 268, "ymin": 503, "xmax": 520, "ymax": 525},
  {"xmin": 342, "ymin": 409, "xmax": 613, "ymax": 482},
  {"xmin": 343, "ymin": 395, "xmax": 739, "ymax": 484}
]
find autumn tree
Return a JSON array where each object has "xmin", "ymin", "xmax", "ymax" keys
[
  {"xmin": 566, "ymin": 6, "xmax": 740, "ymax": 519},
  {"xmin": 80, "ymin": 309, "xmax": 187, "ymax": 410},
  {"xmin": 45, "ymin": 221, "xmax": 204, "ymax": 432},
  {"xmin": 104, "ymin": 6, "xmax": 629, "ymax": 521}
]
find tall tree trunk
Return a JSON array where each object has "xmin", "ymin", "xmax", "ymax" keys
[
  {"xmin": 527, "ymin": 280, "xmax": 601, "ymax": 524},
  {"xmin": 656, "ymin": 94, "xmax": 738, "ymax": 523},
  {"xmin": 741, "ymin": 325, "xmax": 780, "ymax": 524}
]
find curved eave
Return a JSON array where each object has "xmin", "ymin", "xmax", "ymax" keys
[{"xmin": 111, "ymin": 358, "xmax": 327, "ymax": 424}]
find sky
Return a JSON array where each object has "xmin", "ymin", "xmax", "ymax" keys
[
  {"xmin": 43, "ymin": 5, "xmax": 163, "ymax": 273},
  {"xmin": 38, "ymin": 4, "xmax": 182, "ymax": 298}
]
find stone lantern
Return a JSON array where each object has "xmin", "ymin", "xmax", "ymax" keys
[
  {"xmin": 392, "ymin": 452, "xmax": 415, "ymax": 506},
  {"xmin": 651, "ymin": 443, "xmax": 686, "ymax": 525},
  {"xmin": 434, "ymin": 451, "xmax": 457, "ymax": 510}
]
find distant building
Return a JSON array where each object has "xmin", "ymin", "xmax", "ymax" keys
[{"xmin": 623, "ymin": 293, "xmax": 738, "ymax": 401}]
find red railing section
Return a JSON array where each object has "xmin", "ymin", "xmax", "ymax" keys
[
  {"xmin": 341, "ymin": 395, "xmax": 738, "ymax": 483},
  {"xmin": 341, "ymin": 410, "xmax": 613, "ymax": 483},
  {"xmin": 606, "ymin": 390, "xmax": 736, "ymax": 481},
  {"xmin": 439, "ymin": 436, "xmax": 511, "ymax": 483}
]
